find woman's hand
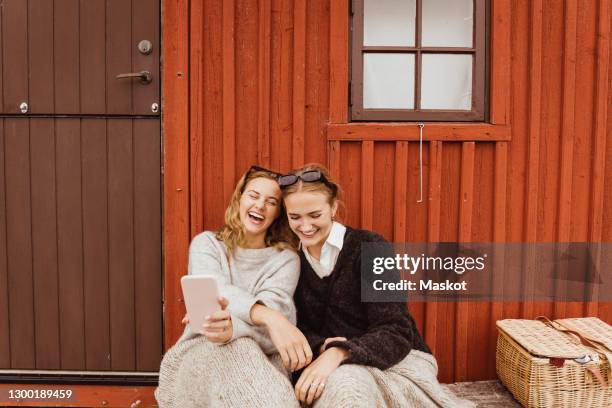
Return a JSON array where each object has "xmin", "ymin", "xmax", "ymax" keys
[
  {"xmin": 200, "ymin": 297, "xmax": 233, "ymax": 343},
  {"xmin": 295, "ymin": 347, "xmax": 349, "ymax": 405},
  {"xmin": 267, "ymin": 313, "xmax": 313, "ymax": 372},
  {"xmin": 251, "ymin": 304, "xmax": 312, "ymax": 372},
  {"xmin": 320, "ymin": 337, "xmax": 347, "ymax": 354}
]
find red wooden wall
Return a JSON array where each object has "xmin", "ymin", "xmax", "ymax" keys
[{"xmin": 163, "ymin": 0, "xmax": 612, "ymax": 382}]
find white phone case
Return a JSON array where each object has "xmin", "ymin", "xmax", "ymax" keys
[{"xmin": 180, "ymin": 275, "xmax": 221, "ymax": 334}]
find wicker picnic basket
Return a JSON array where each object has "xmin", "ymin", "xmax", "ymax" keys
[{"xmin": 496, "ymin": 317, "xmax": 612, "ymax": 408}]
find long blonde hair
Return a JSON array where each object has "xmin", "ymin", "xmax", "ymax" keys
[{"xmin": 216, "ymin": 169, "xmax": 297, "ymax": 256}]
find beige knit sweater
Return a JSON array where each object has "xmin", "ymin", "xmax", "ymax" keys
[{"xmin": 178, "ymin": 231, "xmax": 300, "ymax": 354}]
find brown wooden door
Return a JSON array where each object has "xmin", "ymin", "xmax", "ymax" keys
[{"xmin": 0, "ymin": 1, "xmax": 162, "ymax": 373}]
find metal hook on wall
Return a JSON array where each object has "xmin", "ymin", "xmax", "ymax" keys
[{"xmin": 417, "ymin": 123, "xmax": 424, "ymax": 203}]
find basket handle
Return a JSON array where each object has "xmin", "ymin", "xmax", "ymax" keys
[
  {"xmin": 536, "ymin": 317, "xmax": 610, "ymax": 353},
  {"xmin": 584, "ymin": 366, "xmax": 608, "ymax": 388},
  {"xmin": 554, "ymin": 321, "xmax": 612, "ymax": 354}
]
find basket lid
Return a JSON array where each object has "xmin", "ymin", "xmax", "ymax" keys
[{"xmin": 496, "ymin": 319, "xmax": 594, "ymax": 359}]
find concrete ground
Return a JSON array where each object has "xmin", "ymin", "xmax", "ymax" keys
[{"xmin": 444, "ymin": 380, "xmax": 521, "ymax": 407}]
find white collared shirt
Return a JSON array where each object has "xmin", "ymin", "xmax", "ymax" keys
[{"xmin": 302, "ymin": 221, "xmax": 346, "ymax": 279}]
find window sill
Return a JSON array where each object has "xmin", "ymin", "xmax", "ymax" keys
[{"xmin": 327, "ymin": 122, "xmax": 511, "ymax": 142}]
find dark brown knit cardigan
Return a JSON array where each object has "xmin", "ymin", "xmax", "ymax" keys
[{"xmin": 294, "ymin": 226, "xmax": 431, "ymax": 370}]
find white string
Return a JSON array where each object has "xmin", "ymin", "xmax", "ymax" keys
[{"xmin": 417, "ymin": 123, "xmax": 424, "ymax": 203}]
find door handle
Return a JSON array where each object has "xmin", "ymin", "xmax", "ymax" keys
[{"xmin": 115, "ymin": 70, "xmax": 152, "ymax": 84}]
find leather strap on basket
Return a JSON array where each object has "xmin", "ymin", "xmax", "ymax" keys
[
  {"xmin": 536, "ymin": 317, "xmax": 611, "ymax": 352},
  {"xmin": 536, "ymin": 316, "xmax": 611, "ymax": 388},
  {"xmin": 585, "ymin": 366, "xmax": 608, "ymax": 388}
]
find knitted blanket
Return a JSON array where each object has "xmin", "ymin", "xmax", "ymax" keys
[
  {"xmin": 156, "ymin": 336, "xmax": 474, "ymax": 408},
  {"xmin": 155, "ymin": 336, "xmax": 299, "ymax": 408},
  {"xmin": 314, "ymin": 350, "xmax": 476, "ymax": 408}
]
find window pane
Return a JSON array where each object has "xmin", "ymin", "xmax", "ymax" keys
[
  {"xmin": 363, "ymin": 53, "xmax": 415, "ymax": 109},
  {"xmin": 422, "ymin": 0, "xmax": 473, "ymax": 47},
  {"xmin": 364, "ymin": 0, "xmax": 416, "ymax": 46},
  {"xmin": 420, "ymin": 54, "xmax": 472, "ymax": 110}
]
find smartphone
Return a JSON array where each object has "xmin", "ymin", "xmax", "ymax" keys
[{"xmin": 180, "ymin": 275, "xmax": 221, "ymax": 334}]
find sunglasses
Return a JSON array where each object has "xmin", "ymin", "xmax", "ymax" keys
[{"xmin": 277, "ymin": 170, "xmax": 337, "ymax": 195}]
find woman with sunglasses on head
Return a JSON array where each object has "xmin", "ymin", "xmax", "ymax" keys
[
  {"xmin": 155, "ymin": 166, "xmax": 312, "ymax": 408},
  {"xmin": 278, "ymin": 164, "xmax": 474, "ymax": 408}
]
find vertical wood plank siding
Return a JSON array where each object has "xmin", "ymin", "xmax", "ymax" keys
[
  {"xmin": 424, "ymin": 141, "xmax": 442, "ymax": 356},
  {"xmin": 162, "ymin": 0, "xmax": 190, "ymax": 354},
  {"xmin": 222, "ymin": 0, "xmax": 236, "ymax": 202},
  {"xmin": 0, "ymin": 124, "xmax": 8, "ymax": 367},
  {"xmin": 56, "ymin": 119, "xmax": 86, "ymax": 369},
  {"xmin": 292, "ymin": 0, "xmax": 306, "ymax": 168},
  {"xmin": 587, "ymin": 0, "xmax": 611, "ymax": 318},
  {"xmin": 133, "ymin": 120, "xmax": 163, "ymax": 371},
  {"xmin": 30, "ymin": 119, "xmax": 61, "ymax": 369},
  {"xmin": 5, "ymin": 119, "xmax": 35, "ymax": 368},
  {"xmin": 82, "ymin": 120, "xmax": 110, "ymax": 370},
  {"xmin": 183, "ymin": 0, "xmax": 612, "ymax": 382},
  {"xmin": 257, "ymin": 0, "xmax": 272, "ymax": 167}
]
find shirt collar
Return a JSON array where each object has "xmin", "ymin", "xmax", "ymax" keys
[
  {"xmin": 326, "ymin": 221, "xmax": 346, "ymax": 250},
  {"xmin": 298, "ymin": 221, "xmax": 346, "ymax": 251}
]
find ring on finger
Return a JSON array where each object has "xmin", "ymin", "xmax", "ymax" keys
[{"xmin": 310, "ymin": 381, "xmax": 324, "ymax": 389}]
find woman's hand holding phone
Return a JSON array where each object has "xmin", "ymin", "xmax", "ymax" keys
[
  {"xmin": 251, "ymin": 304, "xmax": 312, "ymax": 372},
  {"xmin": 199, "ymin": 297, "xmax": 233, "ymax": 343}
]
